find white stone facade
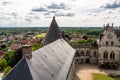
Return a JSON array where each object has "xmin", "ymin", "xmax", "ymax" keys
[
  {"xmin": 75, "ymin": 46, "xmax": 98, "ymax": 64},
  {"xmin": 75, "ymin": 23, "xmax": 120, "ymax": 68},
  {"xmin": 98, "ymin": 24, "xmax": 120, "ymax": 66}
]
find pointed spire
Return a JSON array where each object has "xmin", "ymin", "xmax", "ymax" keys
[{"xmin": 41, "ymin": 16, "xmax": 60, "ymax": 45}]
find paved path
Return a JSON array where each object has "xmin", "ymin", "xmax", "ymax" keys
[
  {"xmin": 75, "ymin": 64, "xmax": 120, "ymax": 80},
  {"xmin": 0, "ymin": 71, "xmax": 3, "ymax": 80}
]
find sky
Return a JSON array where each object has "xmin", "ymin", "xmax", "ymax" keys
[{"xmin": 0, "ymin": 0, "xmax": 120, "ymax": 27}]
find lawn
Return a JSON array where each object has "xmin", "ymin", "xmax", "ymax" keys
[
  {"xmin": 92, "ymin": 73, "xmax": 120, "ymax": 80},
  {"xmin": 33, "ymin": 33, "xmax": 46, "ymax": 38}
]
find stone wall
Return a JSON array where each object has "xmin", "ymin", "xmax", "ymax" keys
[
  {"xmin": 75, "ymin": 47, "xmax": 98, "ymax": 64},
  {"xmin": 67, "ymin": 58, "xmax": 75, "ymax": 80}
]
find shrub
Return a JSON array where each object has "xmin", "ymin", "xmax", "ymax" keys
[
  {"xmin": 8, "ymin": 50, "xmax": 17, "ymax": 67},
  {"xmin": 32, "ymin": 43, "xmax": 42, "ymax": 51},
  {"xmin": 0, "ymin": 58, "xmax": 8, "ymax": 70},
  {"xmin": 3, "ymin": 66, "xmax": 12, "ymax": 77},
  {"xmin": 100, "ymin": 62, "xmax": 118, "ymax": 70}
]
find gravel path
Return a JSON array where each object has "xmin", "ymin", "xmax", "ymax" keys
[{"xmin": 75, "ymin": 64, "xmax": 120, "ymax": 80}]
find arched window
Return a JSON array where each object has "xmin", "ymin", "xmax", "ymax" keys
[
  {"xmin": 110, "ymin": 51, "xmax": 115, "ymax": 59},
  {"xmin": 113, "ymin": 53, "xmax": 115, "ymax": 59},
  {"xmin": 86, "ymin": 50, "xmax": 89, "ymax": 56},
  {"xmin": 81, "ymin": 50, "xmax": 84, "ymax": 55},
  {"xmin": 103, "ymin": 51, "xmax": 108, "ymax": 59},
  {"xmin": 110, "ymin": 53, "xmax": 112, "ymax": 59}
]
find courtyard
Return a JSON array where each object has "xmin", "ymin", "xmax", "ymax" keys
[{"xmin": 75, "ymin": 64, "xmax": 120, "ymax": 80}]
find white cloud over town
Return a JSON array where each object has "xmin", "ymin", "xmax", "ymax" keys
[{"xmin": 0, "ymin": 0, "xmax": 120, "ymax": 27}]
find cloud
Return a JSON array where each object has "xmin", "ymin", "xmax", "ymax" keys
[
  {"xmin": 34, "ymin": 15, "xmax": 40, "ymax": 20},
  {"xmin": 44, "ymin": 13, "xmax": 50, "ymax": 16},
  {"xmin": 2, "ymin": 1, "xmax": 12, "ymax": 6},
  {"xmin": 113, "ymin": 16, "xmax": 117, "ymax": 19},
  {"xmin": 0, "ymin": 17, "xmax": 11, "ymax": 21},
  {"xmin": 72, "ymin": 0, "xmax": 76, "ymax": 1},
  {"xmin": 47, "ymin": 3, "xmax": 70, "ymax": 10},
  {"xmin": 25, "ymin": 18, "xmax": 32, "ymax": 22},
  {"xmin": 101, "ymin": 0, "xmax": 120, "ymax": 9},
  {"xmin": 103, "ymin": 16, "xmax": 110, "ymax": 19},
  {"xmin": 24, "ymin": 13, "xmax": 40, "ymax": 22},
  {"xmin": 11, "ymin": 12, "xmax": 17, "ymax": 18},
  {"xmin": 55, "ymin": 12, "xmax": 75, "ymax": 17},
  {"xmin": 0, "ymin": 12, "xmax": 18, "ymax": 20},
  {"xmin": 32, "ymin": 7, "xmax": 47, "ymax": 12},
  {"xmin": 49, "ymin": 11, "xmax": 58, "ymax": 13}
]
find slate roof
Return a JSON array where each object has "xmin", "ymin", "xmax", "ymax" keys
[
  {"xmin": 3, "ymin": 39, "xmax": 76, "ymax": 80},
  {"xmin": 3, "ymin": 57, "xmax": 33, "ymax": 80},
  {"xmin": 42, "ymin": 17, "xmax": 60, "ymax": 45}
]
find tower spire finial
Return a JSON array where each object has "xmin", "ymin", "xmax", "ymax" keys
[{"xmin": 53, "ymin": 16, "xmax": 55, "ymax": 19}]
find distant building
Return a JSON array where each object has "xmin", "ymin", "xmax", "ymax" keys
[{"xmin": 10, "ymin": 44, "xmax": 22, "ymax": 50}]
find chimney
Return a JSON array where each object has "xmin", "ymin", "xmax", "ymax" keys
[
  {"xmin": 107, "ymin": 23, "xmax": 109, "ymax": 27},
  {"xmin": 112, "ymin": 23, "xmax": 113, "ymax": 28},
  {"xmin": 103, "ymin": 24, "xmax": 105, "ymax": 27},
  {"xmin": 22, "ymin": 45, "xmax": 32, "ymax": 59},
  {"xmin": 59, "ymin": 33, "xmax": 63, "ymax": 38}
]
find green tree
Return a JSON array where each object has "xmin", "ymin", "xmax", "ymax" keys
[
  {"xmin": 8, "ymin": 50, "xmax": 16, "ymax": 67},
  {"xmin": 3, "ymin": 52, "xmax": 9, "ymax": 62},
  {"xmin": 3, "ymin": 66, "xmax": 12, "ymax": 77},
  {"xmin": 32, "ymin": 43, "xmax": 42, "ymax": 51},
  {"xmin": 0, "ymin": 58, "xmax": 8, "ymax": 70},
  {"xmin": 3, "ymin": 50, "xmax": 21, "ymax": 67}
]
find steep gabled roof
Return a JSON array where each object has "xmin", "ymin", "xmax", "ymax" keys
[
  {"xmin": 42, "ymin": 17, "xmax": 60, "ymax": 45},
  {"xmin": 3, "ymin": 57, "xmax": 33, "ymax": 80},
  {"xmin": 3, "ymin": 39, "xmax": 76, "ymax": 80}
]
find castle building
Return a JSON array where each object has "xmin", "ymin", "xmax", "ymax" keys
[
  {"xmin": 3, "ymin": 17, "xmax": 76, "ymax": 80},
  {"xmin": 2, "ymin": 17, "xmax": 120, "ymax": 80},
  {"xmin": 75, "ymin": 44, "xmax": 98, "ymax": 64},
  {"xmin": 98, "ymin": 23, "xmax": 120, "ymax": 66},
  {"xmin": 75, "ymin": 23, "xmax": 120, "ymax": 69}
]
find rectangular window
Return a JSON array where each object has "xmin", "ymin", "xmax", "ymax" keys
[
  {"xmin": 94, "ymin": 51, "xmax": 96, "ymax": 57},
  {"xmin": 111, "ymin": 41, "xmax": 114, "ymax": 46},
  {"xmin": 106, "ymin": 41, "xmax": 108, "ymax": 45}
]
